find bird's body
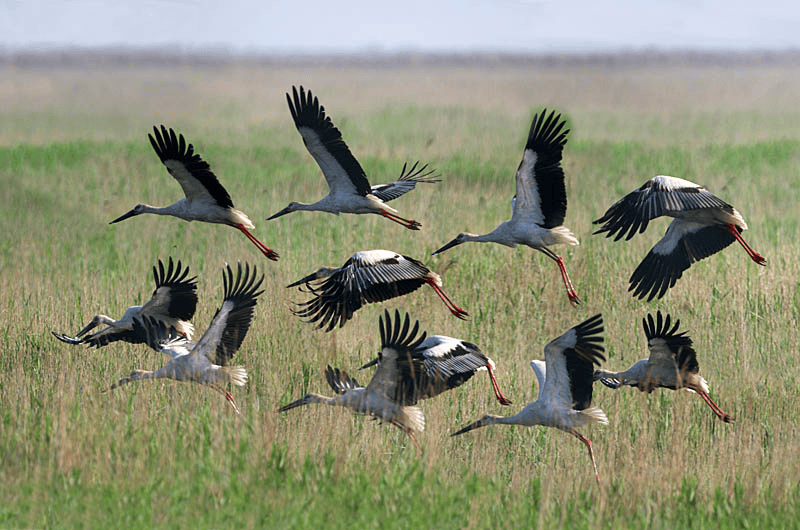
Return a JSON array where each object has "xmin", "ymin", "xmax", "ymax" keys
[
  {"xmin": 433, "ymin": 109, "xmax": 580, "ymax": 305},
  {"xmin": 53, "ymin": 257, "xmax": 197, "ymax": 349},
  {"xmin": 268, "ymin": 86, "xmax": 438, "ymax": 230},
  {"xmin": 107, "ymin": 262, "xmax": 264, "ymax": 414},
  {"xmin": 281, "ymin": 311, "xmax": 464, "ymax": 444},
  {"xmin": 594, "ymin": 311, "xmax": 733, "ymax": 423},
  {"xmin": 359, "ymin": 331, "xmax": 512, "ymax": 406},
  {"xmin": 593, "ymin": 175, "xmax": 765, "ymax": 301},
  {"xmin": 110, "ymin": 125, "xmax": 278, "ymax": 260},
  {"xmin": 287, "ymin": 249, "xmax": 467, "ymax": 331},
  {"xmin": 452, "ymin": 314, "xmax": 607, "ymax": 485}
]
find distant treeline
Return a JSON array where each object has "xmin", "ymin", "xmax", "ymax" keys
[{"xmin": 2, "ymin": 46, "xmax": 800, "ymax": 69}]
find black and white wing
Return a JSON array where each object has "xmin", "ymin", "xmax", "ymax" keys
[
  {"xmin": 628, "ymin": 220, "xmax": 737, "ymax": 301},
  {"xmin": 512, "ymin": 109, "xmax": 569, "ymax": 228},
  {"xmin": 593, "ymin": 175, "xmax": 734, "ymax": 241},
  {"xmin": 366, "ymin": 310, "xmax": 428, "ymax": 406},
  {"xmin": 191, "ymin": 262, "xmax": 264, "ymax": 366},
  {"xmin": 129, "ymin": 315, "xmax": 195, "ymax": 359},
  {"xmin": 289, "ymin": 250, "xmax": 431, "ymax": 332},
  {"xmin": 369, "ymin": 161, "xmax": 440, "ymax": 203},
  {"xmin": 542, "ymin": 314, "xmax": 605, "ymax": 411},
  {"xmin": 148, "ymin": 125, "xmax": 234, "ymax": 208},
  {"xmin": 643, "ymin": 311, "xmax": 699, "ymax": 379},
  {"xmin": 287, "ymin": 85, "xmax": 371, "ymax": 197},
  {"xmin": 140, "ymin": 257, "xmax": 198, "ymax": 325},
  {"xmin": 325, "ymin": 365, "xmax": 364, "ymax": 395}
]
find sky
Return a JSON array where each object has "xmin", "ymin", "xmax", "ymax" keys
[{"xmin": 2, "ymin": 0, "xmax": 799, "ymax": 54}]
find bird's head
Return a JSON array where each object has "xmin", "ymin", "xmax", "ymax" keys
[
  {"xmin": 109, "ymin": 204, "xmax": 146, "ymax": 224},
  {"xmin": 267, "ymin": 202, "xmax": 301, "ymax": 220},
  {"xmin": 432, "ymin": 233, "xmax": 473, "ymax": 255}
]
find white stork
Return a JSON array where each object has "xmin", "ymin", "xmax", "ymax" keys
[
  {"xmin": 52, "ymin": 257, "xmax": 197, "ymax": 349},
  {"xmin": 358, "ymin": 315, "xmax": 512, "ymax": 406},
  {"xmin": 107, "ymin": 262, "xmax": 264, "ymax": 414},
  {"xmin": 593, "ymin": 311, "xmax": 733, "ymax": 423},
  {"xmin": 452, "ymin": 314, "xmax": 607, "ymax": 485},
  {"xmin": 268, "ymin": 86, "xmax": 439, "ymax": 230},
  {"xmin": 432, "ymin": 109, "xmax": 580, "ymax": 306},
  {"xmin": 286, "ymin": 249, "xmax": 468, "ymax": 332},
  {"xmin": 280, "ymin": 310, "xmax": 482, "ymax": 446},
  {"xmin": 110, "ymin": 125, "xmax": 279, "ymax": 261},
  {"xmin": 593, "ymin": 175, "xmax": 766, "ymax": 301}
]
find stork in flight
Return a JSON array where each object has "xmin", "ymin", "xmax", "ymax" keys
[
  {"xmin": 280, "ymin": 310, "xmax": 485, "ymax": 446},
  {"xmin": 452, "ymin": 314, "xmax": 607, "ymax": 485},
  {"xmin": 432, "ymin": 109, "xmax": 581, "ymax": 306},
  {"xmin": 110, "ymin": 125, "xmax": 279, "ymax": 260},
  {"xmin": 286, "ymin": 249, "xmax": 468, "ymax": 332},
  {"xmin": 358, "ymin": 314, "xmax": 512, "ymax": 406},
  {"xmin": 593, "ymin": 175, "xmax": 766, "ymax": 301},
  {"xmin": 594, "ymin": 311, "xmax": 733, "ymax": 423},
  {"xmin": 52, "ymin": 257, "xmax": 197, "ymax": 349},
  {"xmin": 107, "ymin": 262, "xmax": 264, "ymax": 414},
  {"xmin": 268, "ymin": 86, "xmax": 439, "ymax": 230}
]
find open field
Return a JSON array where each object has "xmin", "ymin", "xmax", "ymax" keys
[{"xmin": 1, "ymin": 52, "xmax": 799, "ymax": 528}]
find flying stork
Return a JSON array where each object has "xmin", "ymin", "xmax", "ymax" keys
[
  {"xmin": 358, "ymin": 314, "xmax": 512, "ymax": 406},
  {"xmin": 52, "ymin": 257, "xmax": 197, "ymax": 349},
  {"xmin": 106, "ymin": 262, "xmax": 264, "ymax": 414},
  {"xmin": 452, "ymin": 314, "xmax": 607, "ymax": 485},
  {"xmin": 593, "ymin": 175, "xmax": 766, "ymax": 301},
  {"xmin": 432, "ymin": 109, "xmax": 581, "ymax": 306},
  {"xmin": 279, "ymin": 310, "xmax": 486, "ymax": 446},
  {"xmin": 593, "ymin": 311, "xmax": 733, "ymax": 423},
  {"xmin": 110, "ymin": 125, "xmax": 279, "ymax": 260},
  {"xmin": 268, "ymin": 86, "xmax": 439, "ymax": 230},
  {"xmin": 286, "ymin": 249, "xmax": 468, "ymax": 332}
]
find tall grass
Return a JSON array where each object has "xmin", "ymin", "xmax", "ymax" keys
[{"xmin": 1, "ymin": 59, "xmax": 799, "ymax": 528}]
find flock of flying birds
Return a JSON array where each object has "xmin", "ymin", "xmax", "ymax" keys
[{"xmin": 53, "ymin": 85, "xmax": 765, "ymax": 484}]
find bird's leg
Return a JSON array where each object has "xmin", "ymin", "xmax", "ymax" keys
[
  {"xmin": 540, "ymin": 248, "xmax": 581, "ymax": 306},
  {"xmin": 486, "ymin": 366, "xmax": 512, "ymax": 405},
  {"xmin": 379, "ymin": 210, "xmax": 422, "ymax": 231},
  {"xmin": 236, "ymin": 224, "xmax": 280, "ymax": 261},
  {"xmin": 574, "ymin": 432, "xmax": 601, "ymax": 486},
  {"xmin": 695, "ymin": 388, "xmax": 733, "ymax": 423},
  {"xmin": 407, "ymin": 430, "xmax": 422, "ymax": 454},
  {"xmin": 224, "ymin": 391, "xmax": 242, "ymax": 415},
  {"xmin": 424, "ymin": 277, "xmax": 469, "ymax": 319},
  {"xmin": 724, "ymin": 224, "xmax": 766, "ymax": 265}
]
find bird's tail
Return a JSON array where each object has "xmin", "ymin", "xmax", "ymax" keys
[
  {"xmin": 222, "ymin": 366, "xmax": 248, "ymax": 387},
  {"xmin": 582, "ymin": 406, "xmax": 609, "ymax": 426},
  {"xmin": 550, "ymin": 225, "xmax": 580, "ymax": 246},
  {"xmin": 400, "ymin": 406, "xmax": 425, "ymax": 434}
]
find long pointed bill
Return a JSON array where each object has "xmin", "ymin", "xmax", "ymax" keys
[
  {"xmin": 432, "ymin": 237, "xmax": 462, "ymax": 255},
  {"xmin": 451, "ymin": 418, "xmax": 487, "ymax": 437},
  {"xmin": 109, "ymin": 208, "xmax": 139, "ymax": 224},
  {"xmin": 278, "ymin": 398, "xmax": 308, "ymax": 412},
  {"xmin": 359, "ymin": 357, "xmax": 380, "ymax": 370},
  {"xmin": 267, "ymin": 205, "xmax": 293, "ymax": 221}
]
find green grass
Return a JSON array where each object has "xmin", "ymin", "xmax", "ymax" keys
[{"xmin": 1, "ymin": 60, "xmax": 799, "ymax": 528}]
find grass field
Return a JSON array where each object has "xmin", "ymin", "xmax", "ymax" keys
[{"xmin": 2, "ymin": 53, "xmax": 800, "ymax": 528}]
